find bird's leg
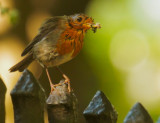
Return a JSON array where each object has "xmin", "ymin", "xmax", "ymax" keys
[
  {"xmin": 56, "ymin": 67, "xmax": 71, "ymax": 92},
  {"xmin": 45, "ymin": 68, "xmax": 55, "ymax": 92}
]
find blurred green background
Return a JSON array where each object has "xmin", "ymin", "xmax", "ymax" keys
[{"xmin": 1, "ymin": 0, "xmax": 160, "ymax": 122}]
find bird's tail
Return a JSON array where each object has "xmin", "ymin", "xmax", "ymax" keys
[{"xmin": 9, "ymin": 54, "xmax": 34, "ymax": 72}]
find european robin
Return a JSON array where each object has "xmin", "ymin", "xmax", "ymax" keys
[{"xmin": 9, "ymin": 14, "xmax": 101, "ymax": 92}]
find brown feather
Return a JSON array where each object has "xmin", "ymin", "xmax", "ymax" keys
[{"xmin": 9, "ymin": 54, "xmax": 34, "ymax": 72}]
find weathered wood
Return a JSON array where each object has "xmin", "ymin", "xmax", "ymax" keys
[
  {"xmin": 0, "ymin": 77, "xmax": 7, "ymax": 123},
  {"xmin": 124, "ymin": 102, "xmax": 153, "ymax": 123},
  {"xmin": 46, "ymin": 80, "xmax": 78, "ymax": 123},
  {"xmin": 10, "ymin": 69, "xmax": 46, "ymax": 123},
  {"xmin": 83, "ymin": 90, "xmax": 118, "ymax": 123}
]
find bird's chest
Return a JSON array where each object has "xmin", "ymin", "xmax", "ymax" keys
[{"xmin": 56, "ymin": 29, "xmax": 84, "ymax": 58}]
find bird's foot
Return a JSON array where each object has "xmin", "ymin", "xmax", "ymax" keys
[
  {"xmin": 53, "ymin": 75, "xmax": 71, "ymax": 92},
  {"xmin": 62, "ymin": 74, "xmax": 71, "ymax": 92},
  {"xmin": 50, "ymin": 83, "xmax": 56, "ymax": 94}
]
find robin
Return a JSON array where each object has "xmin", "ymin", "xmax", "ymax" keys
[{"xmin": 9, "ymin": 13, "xmax": 101, "ymax": 92}]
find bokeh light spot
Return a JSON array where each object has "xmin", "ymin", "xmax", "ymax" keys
[
  {"xmin": 126, "ymin": 60, "xmax": 160, "ymax": 107},
  {"xmin": 140, "ymin": 0, "xmax": 160, "ymax": 21},
  {"xmin": 0, "ymin": 36, "xmax": 42, "ymax": 123},
  {"xmin": 109, "ymin": 30, "xmax": 149, "ymax": 71},
  {"xmin": 0, "ymin": 36, "xmax": 24, "ymax": 123}
]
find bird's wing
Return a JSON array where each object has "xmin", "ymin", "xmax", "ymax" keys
[{"xmin": 21, "ymin": 16, "xmax": 66, "ymax": 56}]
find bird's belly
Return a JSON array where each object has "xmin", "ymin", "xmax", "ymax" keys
[{"xmin": 38, "ymin": 51, "xmax": 73, "ymax": 67}]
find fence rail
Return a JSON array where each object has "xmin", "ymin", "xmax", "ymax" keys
[{"xmin": 0, "ymin": 69, "xmax": 159, "ymax": 123}]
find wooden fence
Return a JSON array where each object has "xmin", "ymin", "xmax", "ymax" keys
[{"xmin": 0, "ymin": 69, "xmax": 159, "ymax": 123}]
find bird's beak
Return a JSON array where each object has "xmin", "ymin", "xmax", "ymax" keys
[{"xmin": 82, "ymin": 23, "xmax": 93, "ymax": 29}]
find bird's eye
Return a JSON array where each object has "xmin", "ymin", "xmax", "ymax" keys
[{"xmin": 77, "ymin": 17, "xmax": 82, "ymax": 22}]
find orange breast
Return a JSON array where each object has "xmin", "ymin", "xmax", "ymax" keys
[{"xmin": 56, "ymin": 28, "xmax": 84, "ymax": 58}]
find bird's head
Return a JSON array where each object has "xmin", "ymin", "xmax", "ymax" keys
[{"xmin": 68, "ymin": 14, "xmax": 101, "ymax": 33}]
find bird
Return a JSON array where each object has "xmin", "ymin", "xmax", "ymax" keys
[{"xmin": 9, "ymin": 13, "xmax": 101, "ymax": 92}]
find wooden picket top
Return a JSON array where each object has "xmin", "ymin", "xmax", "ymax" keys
[{"xmin": 0, "ymin": 69, "xmax": 159, "ymax": 123}]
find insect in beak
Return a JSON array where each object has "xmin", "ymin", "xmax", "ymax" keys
[{"xmin": 91, "ymin": 23, "xmax": 101, "ymax": 33}]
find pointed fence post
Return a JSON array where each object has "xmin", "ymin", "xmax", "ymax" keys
[
  {"xmin": 10, "ymin": 69, "xmax": 46, "ymax": 123},
  {"xmin": 46, "ymin": 80, "xmax": 78, "ymax": 123},
  {"xmin": 83, "ymin": 90, "xmax": 118, "ymax": 123},
  {"xmin": 0, "ymin": 78, "xmax": 7, "ymax": 123},
  {"xmin": 124, "ymin": 102, "xmax": 153, "ymax": 123}
]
